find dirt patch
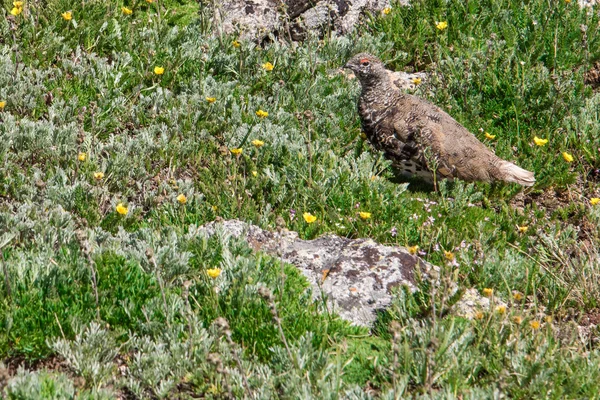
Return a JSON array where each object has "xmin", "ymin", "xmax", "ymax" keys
[
  {"xmin": 579, "ymin": 309, "xmax": 600, "ymax": 327},
  {"xmin": 3, "ymin": 354, "xmax": 67, "ymax": 377},
  {"xmin": 510, "ymin": 185, "xmax": 579, "ymax": 214},
  {"xmin": 0, "ymin": 354, "xmax": 87, "ymax": 390}
]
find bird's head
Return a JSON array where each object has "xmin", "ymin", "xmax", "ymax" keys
[{"xmin": 344, "ymin": 53, "xmax": 387, "ymax": 84}]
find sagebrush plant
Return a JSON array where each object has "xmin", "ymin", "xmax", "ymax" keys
[{"xmin": 1, "ymin": 0, "xmax": 600, "ymax": 397}]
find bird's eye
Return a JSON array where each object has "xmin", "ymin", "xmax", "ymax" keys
[{"xmin": 360, "ymin": 59, "xmax": 370, "ymax": 66}]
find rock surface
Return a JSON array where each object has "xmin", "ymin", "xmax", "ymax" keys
[
  {"xmin": 199, "ymin": 219, "xmax": 502, "ymax": 326},
  {"xmin": 213, "ymin": 0, "xmax": 404, "ymax": 41}
]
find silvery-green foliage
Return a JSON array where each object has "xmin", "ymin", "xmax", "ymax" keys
[
  {"xmin": 0, "ymin": 18, "xmax": 9, "ymax": 37},
  {"xmin": 0, "ymin": 51, "xmax": 54, "ymax": 112},
  {"xmin": 0, "ymin": 202, "xmax": 77, "ymax": 256},
  {"xmin": 104, "ymin": 226, "xmax": 192, "ymax": 280},
  {"xmin": 269, "ymin": 333, "xmax": 346, "ymax": 400},
  {"xmin": 341, "ymin": 385, "xmax": 376, "ymax": 400},
  {"xmin": 566, "ymin": 92, "xmax": 600, "ymax": 163},
  {"xmin": 438, "ymin": 180, "xmax": 483, "ymax": 211},
  {"xmin": 535, "ymin": 225, "xmax": 600, "ymax": 302},
  {"xmin": 121, "ymin": 317, "xmax": 280, "ymax": 399},
  {"xmin": 122, "ymin": 318, "xmax": 212, "ymax": 398},
  {"xmin": 3, "ymin": 0, "xmax": 600, "ymax": 397},
  {"xmin": 4, "ymin": 369, "xmax": 76, "ymax": 400},
  {"xmin": 0, "ymin": 114, "xmax": 78, "ymax": 166},
  {"xmin": 50, "ymin": 322, "xmax": 119, "ymax": 387},
  {"xmin": 4, "ymin": 369, "xmax": 115, "ymax": 400}
]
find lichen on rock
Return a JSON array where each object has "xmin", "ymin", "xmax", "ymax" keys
[{"xmin": 198, "ymin": 219, "xmax": 504, "ymax": 326}]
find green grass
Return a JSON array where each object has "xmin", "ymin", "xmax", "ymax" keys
[{"xmin": 1, "ymin": 0, "xmax": 600, "ymax": 397}]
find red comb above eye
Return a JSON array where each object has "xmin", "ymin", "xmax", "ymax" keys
[{"xmin": 360, "ymin": 58, "xmax": 370, "ymax": 64}]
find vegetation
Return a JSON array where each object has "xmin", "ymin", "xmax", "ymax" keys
[{"xmin": 0, "ymin": 0, "xmax": 599, "ymax": 397}]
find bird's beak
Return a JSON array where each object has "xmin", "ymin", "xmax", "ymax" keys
[{"xmin": 343, "ymin": 63, "xmax": 352, "ymax": 70}]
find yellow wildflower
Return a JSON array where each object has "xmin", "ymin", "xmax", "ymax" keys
[
  {"xmin": 206, "ymin": 97, "xmax": 216, "ymax": 103},
  {"xmin": 444, "ymin": 250, "xmax": 454, "ymax": 261},
  {"xmin": 206, "ymin": 268, "xmax": 221, "ymax": 279},
  {"xmin": 408, "ymin": 245, "xmax": 419, "ymax": 255},
  {"xmin": 562, "ymin": 151, "xmax": 574, "ymax": 163},
  {"xmin": 146, "ymin": 0, "xmax": 154, "ymax": 3},
  {"xmin": 482, "ymin": 288, "xmax": 493, "ymax": 297},
  {"xmin": 565, "ymin": 0, "xmax": 571, "ymax": 3},
  {"xmin": 207, "ymin": 384, "xmax": 218, "ymax": 394},
  {"xmin": 256, "ymin": 109, "xmax": 268, "ymax": 118},
  {"xmin": 0, "ymin": 101, "xmax": 6, "ymax": 110},
  {"xmin": 230, "ymin": 148, "xmax": 243, "ymax": 155},
  {"xmin": 61, "ymin": 11, "xmax": 72, "ymax": 20},
  {"xmin": 436, "ymin": 21, "xmax": 448, "ymax": 31},
  {"xmin": 154, "ymin": 66, "xmax": 164, "ymax": 75},
  {"xmin": 382, "ymin": 7, "xmax": 391, "ymax": 15},
  {"xmin": 78, "ymin": 152, "xmax": 86, "ymax": 161},
  {"xmin": 10, "ymin": 6, "xmax": 22, "ymax": 15},
  {"xmin": 513, "ymin": 291, "xmax": 524, "ymax": 301},
  {"xmin": 121, "ymin": 6, "xmax": 133, "ymax": 15},
  {"xmin": 529, "ymin": 320, "xmax": 541, "ymax": 330},
  {"xmin": 359, "ymin": 211, "xmax": 372, "ymax": 220},
  {"xmin": 533, "ymin": 136, "xmax": 548, "ymax": 146},
  {"xmin": 211, "ymin": 205, "xmax": 218, "ymax": 212},
  {"xmin": 93, "ymin": 172, "xmax": 104, "ymax": 180},
  {"xmin": 251, "ymin": 139, "xmax": 265, "ymax": 148},
  {"xmin": 517, "ymin": 225, "xmax": 528, "ymax": 233},
  {"xmin": 303, "ymin": 212, "xmax": 317, "ymax": 224},
  {"xmin": 116, "ymin": 203, "xmax": 128, "ymax": 215},
  {"xmin": 251, "ymin": 170, "xmax": 258, "ymax": 177},
  {"xmin": 496, "ymin": 305, "xmax": 506, "ymax": 314},
  {"xmin": 14, "ymin": 1, "xmax": 24, "ymax": 6},
  {"xmin": 412, "ymin": 77, "xmax": 422, "ymax": 85},
  {"xmin": 474, "ymin": 311, "xmax": 484, "ymax": 320},
  {"xmin": 232, "ymin": 40, "xmax": 241, "ymax": 48},
  {"xmin": 513, "ymin": 316, "xmax": 523, "ymax": 324},
  {"xmin": 261, "ymin": 62, "xmax": 274, "ymax": 71},
  {"xmin": 484, "ymin": 132, "xmax": 496, "ymax": 140},
  {"xmin": 177, "ymin": 194, "xmax": 187, "ymax": 204},
  {"xmin": 590, "ymin": 198, "xmax": 600, "ymax": 205}
]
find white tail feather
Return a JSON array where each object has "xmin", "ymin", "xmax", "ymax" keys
[{"xmin": 499, "ymin": 161, "xmax": 535, "ymax": 187}]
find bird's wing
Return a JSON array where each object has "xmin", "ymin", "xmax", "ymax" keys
[
  {"xmin": 397, "ymin": 95, "xmax": 500, "ymax": 181},
  {"xmin": 388, "ymin": 110, "xmax": 424, "ymax": 162}
]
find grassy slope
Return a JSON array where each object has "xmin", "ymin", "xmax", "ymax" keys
[{"xmin": 0, "ymin": 0, "xmax": 600, "ymax": 397}]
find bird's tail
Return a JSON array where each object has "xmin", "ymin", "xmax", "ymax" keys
[{"xmin": 498, "ymin": 161, "xmax": 535, "ymax": 187}]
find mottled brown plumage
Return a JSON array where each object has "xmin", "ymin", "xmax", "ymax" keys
[
  {"xmin": 344, "ymin": 53, "xmax": 535, "ymax": 186},
  {"xmin": 584, "ymin": 62, "xmax": 600, "ymax": 88}
]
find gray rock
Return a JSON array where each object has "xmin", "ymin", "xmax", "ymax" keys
[
  {"xmin": 198, "ymin": 219, "xmax": 503, "ymax": 326},
  {"xmin": 213, "ymin": 0, "xmax": 280, "ymax": 42},
  {"xmin": 452, "ymin": 288, "xmax": 506, "ymax": 319},
  {"xmin": 213, "ymin": 0, "xmax": 403, "ymax": 41}
]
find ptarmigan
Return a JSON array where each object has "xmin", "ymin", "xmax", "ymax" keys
[
  {"xmin": 584, "ymin": 62, "xmax": 600, "ymax": 88},
  {"xmin": 344, "ymin": 53, "xmax": 535, "ymax": 186}
]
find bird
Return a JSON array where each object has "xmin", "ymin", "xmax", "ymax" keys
[
  {"xmin": 584, "ymin": 62, "xmax": 600, "ymax": 88},
  {"xmin": 344, "ymin": 53, "xmax": 535, "ymax": 186}
]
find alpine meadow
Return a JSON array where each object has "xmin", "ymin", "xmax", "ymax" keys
[{"xmin": 1, "ymin": 0, "xmax": 600, "ymax": 398}]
